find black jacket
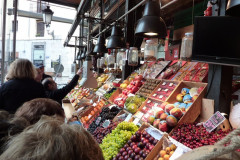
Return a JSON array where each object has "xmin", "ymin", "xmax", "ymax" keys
[
  {"xmin": 45, "ymin": 75, "xmax": 79, "ymax": 104},
  {"xmin": 0, "ymin": 78, "xmax": 46, "ymax": 113},
  {"xmin": 41, "ymin": 73, "xmax": 52, "ymax": 82}
]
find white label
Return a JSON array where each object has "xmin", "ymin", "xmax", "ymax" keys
[
  {"xmin": 159, "ymin": 95, "xmax": 163, "ymax": 99},
  {"xmin": 145, "ymin": 127, "xmax": 163, "ymax": 140},
  {"xmin": 88, "ymin": 115, "xmax": 92, "ymax": 119},
  {"xmin": 162, "ymin": 82, "xmax": 166, "ymax": 86},
  {"xmin": 169, "ymin": 83, "xmax": 173, "ymax": 87},
  {"xmin": 124, "ymin": 113, "xmax": 133, "ymax": 122},
  {"xmin": 143, "ymin": 106, "xmax": 147, "ymax": 110},
  {"xmin": 102, "ymin": 120, "xmax": 111, "ymax": 128},
  {"xmin": 93, "ymin": 103, "xmax": 97, "ymax": 107},
  {"xmin": 164, "ymin": 89, "xmax": 169, "ymax": 92},
  {"xmin": 95, "ymin": 117, "xmax": 101, "ymax": 125},
  {"xmin": 147, "ymin": 100, "xmax": 151, "ymax": 104},
  {"xmin": 203, "ymin": 111, "xmax": 226, "ymax": 133},
  {"xmin": 158, "ymin": 88, "xmax": 162, "ymax": 91},
  {"xmin": 133, "ymin": 118, "xmax": 140, "ymax": 125},
  {"xmin": 153, "ymin": 94, "xmax": 157, "ymax": 97}
]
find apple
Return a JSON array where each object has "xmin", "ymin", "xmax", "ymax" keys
[
  {"xmin": 132, "ymin": 86, "xmax": 138, "ymax": 93},
  {"xmin": 135, "ymin": 80, "xmax": 142, "ymax": 87},
  {"xmin": 135, "ymin": 75, "xmax": 143, "ymax": 81},
  {"xmin": 160, "ymin": 102, "xmax": 169, "ymax": 110},
  {"xmin": 147, "ymin": 116, "xmax": 155, "ymax": 125},
  {"xmin": 155, "ymin": 110, "xmax": 164, "ymax": 119},
  {"xmin": 176, "ymin": 93, "xmax": 184, "ymax": 102},
  {"xmin": 153, "ymin": 119, "xmax": 160, "ymax": 128}
]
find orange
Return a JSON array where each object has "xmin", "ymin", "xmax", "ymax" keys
[
  {"xmin": 169, "ymin": 151, "xmax": 174, "ymax": 157},
  {"xmin": 160, "ymin": 150, "xmax": 166, "ymax": 157},
  {"xmin": 163, "ymin": 154, "xmax": 170, "ymax": 160},
  {"xmin": 165, "ymin": 147, "xmax": 171, "ymax": 154},
  {"xmin": 170, "ymin": 144, "xmax": 177, "ymax": 151}
]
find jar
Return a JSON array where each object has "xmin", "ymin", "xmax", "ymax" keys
[
  {"xmin": 180, "ymin": 32, "xmax": 193, "ymax": 60},
  {"xmin": 100, "ymin": 57, "xmax": 106, "ymax": 68},
  {"xmin": 106, "ymin": 54, "xmax": 115, "ymax": 68},
  {"xmin": 144, "ymin": 40, "xmax": 157, "ymax": 62},
  {"xmin": 128, "ymin": 47, "xmax": 138, "ymax": 66},
  {"xmin": 116, "ymin": 49, "xmax": 126, "ymax": 67}
]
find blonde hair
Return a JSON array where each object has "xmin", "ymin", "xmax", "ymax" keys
[
  {"xmin": 6, "ymin": 59, "xmax": 37, "ymax": 80},
  {"xmin": 0, "ymin": 116, "xmax": 104, "ymax": 160}
]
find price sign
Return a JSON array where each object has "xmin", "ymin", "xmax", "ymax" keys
[
  {"xmin": 95, "ymin": 117, "xmax": 101, "ymax": 125},
  {"xmin": 203, "ymin": 111, "xmax": 225, "ymax": 133}
]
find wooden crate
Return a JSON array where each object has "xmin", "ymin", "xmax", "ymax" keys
[
  {"xmin": 168, "ymin": 81, "xmax": 208, "ymax": 135},
  {"xmin": 149, "ymin": 79, "xmax": 180, "ymax": 102}
]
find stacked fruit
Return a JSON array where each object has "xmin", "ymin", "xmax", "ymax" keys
[
  {"xmin": 88, "ymin": 106, "xmax": 121, "ymax": 133},
  {"xmin": 113, "ymin": 94, "xmax": 128, "ymax": 107},
  {"xmin": 92, "ymin": 121, "xmax": 120, "ymax": 144},
  {"xmin": 125, "ymin": 95, "xmax": 146, "ymax": 114},
  {"xmin": 171, "ymin": 123, "xmax": 231, "ymax": 149},
  {"xmin": 113, "ymin": 130, "xmax": 159, "ymax": 160},
  {"xmin": 154, "ymin": 144, "xmax": 177, "ymax": 160},
  {"xmin": 138, "ymin": 79, "xmax": 161, "ymax": 97},
  {"xmin": 104, "ymin": 88, "xmax": 117, "ymax": 100},
  {"xmin": 100, "ymin": 122, "xmax": 139, "ymax": 160},
  {"xmin": 121, "ymin": 75, "xmax": 143, "ymax": 95}
]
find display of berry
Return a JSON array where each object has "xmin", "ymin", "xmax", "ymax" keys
[
  {"xmin": 88, "ymin": 106, "xmax": 122, "ymax": 133},
  {"xmin": 100, "ymin": 122, "xmax": 139, "ymax": 160},
  {"xmin": 92, "ymin": 121, "xmax": 120, "ymax": 144},
  {"xmin": 113, "ymin": 130, "xmax": 159, "ymax": 160},
  {"xmin": 171, "ymin": 123, "xmax": 231, "ymax": 149}
]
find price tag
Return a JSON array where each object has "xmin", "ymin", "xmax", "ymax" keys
[
  {"xmin": 88, "ymin": 115, "xmax": 92, "ymax": 119},
  {"xmin": 203, "ymin": 111, "xmax": 226, "ymax": 133},
  {"xmin": 154, "ymin": 103, "xmax": 158, "ymax": 108},
  {"xmin": 162, "ymin": 82, "xmax": 166, "ymax": 86},
  {"xmin": 164, "ymin": 89, "xmax": 169, "ymax": 92},
  {"xmin": 158, "ymin": 88, "xmax": 162, "ymax": 92},
  {"xmin": 133, "ymin": 118, "xmax": 140, "ymax": 125},
  {"xmin": 147, "ymin": 100, "xmax": 151, "ymax": 104},
  {"xmin": 159, "ymin": 95, "xmax": 163, "ymax": 99},
  {"xmin": 153, "ymin": 94, "xmax": 157, "ymax": 97},
  {"xmin": 124, "ymin": 113, "xmax": 133, "ymax": 122},
  {"xmin": 95, "ymin": 117, "xmax": 101, "ymax": 125},
  {"xmin": 93, "ymin": 103, "xmax": 97, "ymax": 107},
  {"xmin": 145, "ymin": 127, "xmax": 163, "ymax": 140},
  {"xmin": 102, "ymin": 120, "xmax": 111, "ymax": 128},
  {"xmin": 169, "ymin": 83, "xmax": 173, "ymax": 87}
]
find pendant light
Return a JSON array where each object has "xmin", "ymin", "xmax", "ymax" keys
[
  {"xmin": 226, "ymin": 0, "xmax": 240, "ymax": 17},
  {"xmin": 42, "ymin": 6, "xmax": 54, "ymax": 26},
  {"xmin": 93, "ymin": 35, "xmax": 107, "ymax": 53},
  {"xmin": 106, "ymin": 25, "xmax": 125, "ymax": 49},
  {"xmin": 135, "ymin": 0, "xmax": 167, "ymax": 38}
]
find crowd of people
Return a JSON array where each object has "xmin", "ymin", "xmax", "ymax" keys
[{"xmin": 0, "ymin": 59, "xmax": 104, "ymax": 159}]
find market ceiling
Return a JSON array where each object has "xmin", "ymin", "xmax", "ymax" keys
[{"xmin": 41, "ymin": 0, "xmax": 81, "ymax": 8}]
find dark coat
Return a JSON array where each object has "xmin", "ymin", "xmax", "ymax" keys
[
  {"xmin": 0, "ymin": 78, "xmax": 46, "ymax": 113},
  {"xmin": 45, "ymin": 75, "xmax": 79, "ymax": 105},
  {"xmin": 41, "ymin": 73, "xmax": 52, "ymax": 82}
]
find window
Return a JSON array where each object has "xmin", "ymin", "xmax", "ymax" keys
[{"xmin": 36, "ymin": 20, "xmax": 44, "ymax": 37}]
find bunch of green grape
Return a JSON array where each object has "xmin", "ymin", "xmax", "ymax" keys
[{"xmin": 100, "ymin": 121, "xmax": 139, "ymax": 160}]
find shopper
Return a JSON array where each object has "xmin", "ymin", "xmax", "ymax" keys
[
  {"xmin": 42, "ymin": 67, "xmax": 82, "ymax": 105},
  {"xmin": 0, "ymin": 59, "xmax": 46, "ymax": 113},
  {"xmin": 35, "ymin": 67, "xmax": 43, "ymax": 83},
  {"xmin": 37, "ymin": 63, "xmax": 52, "ymax": 82},
  {"xmin": 0, "ymin": 116, "xmax": 104, "ymax": 160},
  {"xmin": 15, "ymin": 98, "xmax": 65, "ymax": 125}
]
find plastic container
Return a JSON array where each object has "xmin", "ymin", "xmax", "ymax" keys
[
  {"xmin": 180, "ymin": 32, "xmax": 193, "ymax": 60},
  {"xmin": 116, "ymin": 49, "xmax": 126, "ymax": 67},
  {"xmin": 144, "ymin": 40, "xmax": 157, "ymax": 62},
  {"xmin": 128, "ymin": 47, "xmax": 139, "ymax": 66}
]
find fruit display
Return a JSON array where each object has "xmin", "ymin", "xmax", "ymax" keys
[
  {"xmin": 143, "ymin": 61, "xmax": 170, "ymax": 79},
  {"xmin": 113, "ymin": 93, "xmax": 128, "ymax": 108},
  {"xmin": 104, "ymin": 88, "xmax": 117, "ymax": 100},
  {"xmin": 80, "ymin": 99, "xmax": 106, "ymax": 127},
  {"xmin": 138, "ymin": 79, "xmax": 161, "ymax": 97},
  {"xmin": 96, "ymin": 83, "xmax": 114, "ymax": 96},
  {"xmin": 140, "ymin": 100, "xmax": 163, "ymax": 123},
  {"xmin": 97, "ymin": 74, "xmax": 109, "ymax": 87},
  {"xmin": 88, "ymin": 106, "xmax": 122, "ymax": 133},
  {"xmin": 171, "ymin": 123, "xmax": 231, "ymax": 149},
  {"xmin": 100, "ymin": 122, "xmax": 139, "ymax": 160},
  {"xmin": 114, "ymin": 130, "xmax": 159, "ymax": 160},
  {"xmin": 92, "ymin": 121, "xmax": 120, "ymax": 144},
  {"xmin": 150, "ymin": 81, "xmax": 179, "ymax": 101},
  {"xmin": 154, "ymin": 144, "xmax": 177, "ymax": 160},
  {"xmin": 124, "ymin": 95, "xmax": 146, "ymax": 114},
  {"xmin": 121, "ymin": 75, "xmax": 143, "ymax": 95}
]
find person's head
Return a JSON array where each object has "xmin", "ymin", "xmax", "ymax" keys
[
  {"xmin": 0, "ymin": 116, "xmax": 104, "ymax": 160},
  {"xmin": 6, "ymin": 59, "xmax": 37, "ymax": 80},
  {"xmin": 34, "ymin": 68, "xmax": 43, "ymax": 82},
  {"xmin": 15, "ymin": 98, "xmax": 65, "ymax": 125},
  {"xmin": 42, "ymin": 78, "xmax": 57, "ymax": 91}
]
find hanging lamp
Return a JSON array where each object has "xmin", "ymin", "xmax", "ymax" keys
[
  {"xmin": 106, "ymin": 25, "xmax": 125, "ymax": 49},
  {"xmin": 93, "ymin": 35, "xmax": 107, "ymax": 53},
  {"xmin": 135, "ymin": 0, "xmax": 167, "ymax": 38},
  {"xmin": 42, "ymin": 6, "xmax": 54, "ymax": 25},
  {"xmin": 226, "ymin": 0, "xmax": 240, "ymax": 17}
]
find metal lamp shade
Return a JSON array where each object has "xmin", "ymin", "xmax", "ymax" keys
[
  {"xmin": 226, "ymin": 0, "xmax": 240, "ymax": 17},
  {"xmin": 107, "ymin": 26, "xmax": 125, "ymax": 49},
  {"xmin": 135, "ymin": 0, "xmax": 167, "ymax": 38},
  {"xmin": 93, "ymin": 36, "xmax": 107, "ymax": 53},
  {"xmin": 42, "ymin": 6, "xmax": 53, "ymax": 25}
]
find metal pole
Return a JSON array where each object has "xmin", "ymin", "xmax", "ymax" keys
[
  {"xmin": 94, "ymin": 0, "xmax": 147, "ymax": 38},
  {"xmin": 13, "ymin": 0, "xmax": 18, "ymax": 61},
  {"xmin": 1, "ymin": 0, "xmax": 7, "ymax": 84}
]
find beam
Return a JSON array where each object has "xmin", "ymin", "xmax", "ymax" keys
[{"xmin": 8, "ymin": 8, "xmax": 73, "ymax": 24}]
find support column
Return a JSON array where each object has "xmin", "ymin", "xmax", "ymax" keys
[{"xmin": 1, "ymin": 0, "xmax": 7, "ymax": 84}]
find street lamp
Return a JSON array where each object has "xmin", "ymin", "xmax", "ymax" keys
[{"xmin": 42, "ymin": 6, "xmax": 54, "ymax": 26}]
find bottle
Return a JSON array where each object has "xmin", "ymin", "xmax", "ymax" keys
[
  {"xmin": 180, "ymin": 32, "xmax": 193, "ymax": 60},
  {"xmin": 106, "ymin": 54, "xmax": 115, "ymax": 68},
  {"xmin": 128, "ymin": 47, "xmax": 138, "ymax": 66},
  {"xmin": 116, "ymin": 49, "xmax": 126, "ymax": 68},
  {"xmin": 144, "ymin": 40, "xmax": 157, "ymax": 62}
]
